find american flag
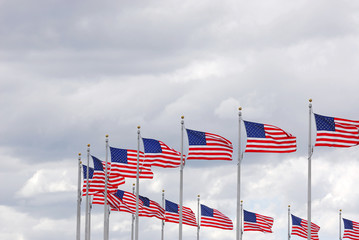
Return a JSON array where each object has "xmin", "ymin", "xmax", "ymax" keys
[
  {"xmin": 138, "ymin": 195, "xmax": 165, "ymax": 220},
  {"xmin": 164, "ymin": 199, "xmax": 197, "ymax": 227},
  {"xmin": 110, "ymin": 189, "xmax": 143, "ymax": 214},
  {"xmin": 110, "ymin": 147, "xmax": 153, "ymax": 179},
  {"xmin": 100, "ymin": 161, "xmax": 125, "ymax": 192},
  {"xmin": 291, "ymin": 214, "xmax": 320, "ymax": 240},
  {"xmin": 343, "ymin": 218, "xmax": 359, "ymax": 240},
  {"xmin": 186, "ymin": 129, "xmax": 233, "ymax": 161},
  {"xmin": 92, "ymin": 192, "xmax": 133, "ymax": 213},
  {"xmin": 83, "ymin": 156, "xmax": 106, "ymax": 195},
  {"xmin": 82, "ymin": 165, "xmax": 94, "ymax": 196},
  {"xmin": 200, "ymin": 204, "xmax": 233, "ymax": 230},
  {"xmin": 314, "ymin": 113, "xmax": 359, "ymax": 147},
  {"xmin": 243, "ymin": 210, "xmax": 274, "ymax": 233},
  {"xmin": 142, "ymin": 138, "xmax": 182, "ymax": 168},
  {"xmin": 243, "ymin": 120, "xmax": 297, "ymax": 153}
]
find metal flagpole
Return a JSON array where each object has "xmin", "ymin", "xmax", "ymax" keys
[
  {"xmin": 161, "ymin": 189, "xmax": 165, "ymax": 240},
  {"xmin": 197, "ymin": 195, "xmax": 200, "ymax": 240},
  {"xmin": 339, "ymin": 209, "xmax": 342, "ymax": 240},
  {"xmin": 76, "ymin": 153, "xmax": 82, "ymax": 240},
  {"xmin": 308, "ymin": 99, "xmax": 313, "ymax": 240},
  {"xmin": 85, "ymin": 144, "xmax": 91, "ymax": 240},
  {"xmin": 89, "ymin": 199, "xmax": 92, "ymax": 240},
  {"xmin": 240, "ymin": 200, "xmax": 243, "ymax": 239},
  {"xmin": 237, "ymin": 107, "xmax": 243, "ymax": 240},
  {"xmin": 288, "ymin": 205, "xmax": 291, "ymax": 240},
  {"xmin": 131, "ymin": 183, "xmax": 135, "ymax": 240},
  {"xmin": 104, "ymin": 135, "xmax": 110, "ymax": 240},
  {"xmin": 135, "ymin": 126, "xmax": 141, "ymax": 240},
  {"xmin": 179, "ymin": 116, "xmax": 184, "ymax": 240}
]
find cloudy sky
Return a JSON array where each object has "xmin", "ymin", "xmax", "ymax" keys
[{"xmin": 1, "ymin": 0, "xmax": 359, "ymax": 239}]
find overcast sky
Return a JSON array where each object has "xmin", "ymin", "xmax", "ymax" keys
[{"xmin": 1, "ymin": 0, "xmax": 359, "ymax": 239}]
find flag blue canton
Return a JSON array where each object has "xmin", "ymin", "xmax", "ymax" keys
[
  {"xmin": 291, "ymin": 215, "xmax": 302, "ymax": 226},
  {"xmin": 82, "ymin": 165, "xmax": 94, "ymax": 179},
  {"xmin": 165, "ymin": 200, "xmax": 178, "ymax": 213},
  {"xmin": 186, "ymin": 129, "xmax": 207, "ymax": 145},
  {"xmin": 201, "ymin": 204, "xmax": 214, "ymax": 217},
  {"xmin": 92, "ymin": 156, "xmax": 104, "ymax": 171},
  {"xmin": 344, "ymin": 218, "xmax": 354, "ymax": 229},
  {"xmin": 314, "ymin": 114, "xmax": 335, "ymax": 131},
  {"xmin": 244, "ymin": 210, "xmax": 257, "ymax": 223},
  {"xmin": 243, "ymin": 121, "xmax": 266, "ymax": 138},
  {"xmin": 139, "ymin": 195, "xmax": 150, "ymax": 207},
  {"xmin": 110, "ymin": 147, "xmax": 128, "ymax": 164},
  {"xmin": 142, "ymin": 138, "xmax": 162, "ymax": 153},
  {"xmin": 114, "ymin": 190, "xmax": 125, "ymax": 200}
]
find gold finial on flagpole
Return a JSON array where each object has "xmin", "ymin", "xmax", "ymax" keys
[
  {"xmin": 198, "ymin": 195, "xmax": 200, "ymax": 198},
  {"xmin": 288, "ymin": 205, "xmax": 290, "ymax": 208},
  {"xmin": 87, "ymin": 144, "xmax": 90, "ymax": 147},
  {"xmin": 137, "ymin": 126, "xmax": 141, "ymax": 129},
  {"xmin": 309, "ymin": 98, "xmax": 312, "ymax": 102},
  {"xmin": 340, "ymin": 209, "xmax": 342, "ymax": 212},
  {"xmin": 241, "ymin": 200, "xmax": 243, "ymax": 203},
  {"xmin": 79, "ymin": 153, "xmax": 81, "ymax": 156},
  {"xmin": 181, "ymin": 116, "xmax": 184, "ymax": 119},
  {"xmin": 239, "ymin": 107, "xmax": 242, "ymax": 111},
  {"xmin": 106, "ymin": 134, "xmax": 109, "ymax": 138},
  {"xmin": 162, "ymin": 189, "xmax": 165, "ymax": 193}
]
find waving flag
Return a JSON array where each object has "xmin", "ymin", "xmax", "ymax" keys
[
  {"xmin": 138, "ymin": 195, "xmax": 165, "ymax": 220},
  {"xmin": 92, "ymin": 192, "xmax": 131, "ymax": 212},
  {"xmin": 200, "ymin": 204, "xmax": 233, "ymax": 230},
  {"xmin": 186, "ymin": 129, "xmax": 233, "ymax": 161},
  {"xmin": 82, "ymin": 165, "xmax": 94, "ymax": 196},
  {"xmin": 84, "ymin": 156, "xmax": 106, "ymax": 194},
  {"xmin": 164, "ymin": 199, "xmax": 197, "ymax": 227},
  {"xmin": 243, "ymin": 120, "xmax": 296, "ymax": 153},
  {"xmin": 243, "ymin": 209, "xmax": 274, "ymax": 233},
  {"xmin": 99, "ymin": 161, "xmax": 125, "ymax": 191},
  {"xmin": 291, "ymin": 214, "xmax": 320, "ymax": 240},
  {"xmin": 343, "ymin": 218, "xmax": 359, "ymax": 240},
  {"xmin": 110, "ymin": 147, "xmax": 153, "ymax": 179},
  {"xmin": 110, "ymin": 189, "xmax": 143, "ymax": 214},
  {"xmin": 142, "ymin": 138, "xmax": 182, "ymax": 168},
  {"xmin": 314, "ymin": 113, "xmax": 359, "ymax": 147}
]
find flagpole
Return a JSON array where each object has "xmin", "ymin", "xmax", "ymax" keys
[
  {"xmin": 135, "ymin": 126, "xmax": 141, "ymax": 240},
  {"xmin": 339, "ymin": 209, "xmax": 342, "ymax": 240},
  {"xmin": 237, "ymin": 107, "xmax": 243, "ymax": 240},
  {"xmin": 131, "ymin": 183, "xmax": 135, "ymax": 240},
  {"xmin": 197, "ymin": 195, "xmax": 200, "ymax": 240},
  {"xmin": 240, "ymin": 200, "xmax": 243, "ymax": 239},
  {"xmin": 89, "ymin": 198, "xmax": 92, "ymax": 240},
  {"xmin": 104, "ymin": 135, "xmax": 110, "ymax": 240},
  {"xmin": 85, "ymin": 144, "xmax": 91, "ymax": 240},
  {"xmin": 76, "ymin": 153, "xmax": 82, "ymax": 240},
  {"xmin": 308, "ymin": 99, "xmax": 313, "ymax": 240},
  {"xmin": 288, "ymin": 205, "xmax": 291, "ymax": 240},
  {"xmin": 161, "ymin": 189, "xmax": 165, "ymax": 240},
  {"xmin": 179, "ymin": 116, "xmax": 184, "ymax": 240}
]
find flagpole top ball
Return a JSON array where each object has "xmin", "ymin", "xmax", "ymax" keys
[
  {"xmin": 162, "ymin": 189, "xmax": 165, "ymax": 192},
  {"xmin": 87, "ymin": 144, "xmax": 90, "ymax": 147},
  {"xmin": 309, "ymin": 98, "xmax": 312, "ymax": 102},
  {"xmin": 239, "ymin": 107, "xmax": 242, "ymax": 111},
  {"xmin": 133, "ymin": 183, "xmax": 135, "ymax": 186},
  {"xmin": 241, "ymin": 200, "xmax": 243, "ymax": 203},
  {"xmin": 106, "ymin": 134, "xmax": 109, "ymax": 138},
  {"xmin": 288, "ymin": 205, "xmax": 290, "ymax": 208},
  {"xmin": 198, "ymin": 195, "xmax": 200, "ymax": 198},
  {"xmin": 181, "ymin": 116, "xmax": 184, "ymax": 119},
  {"xmin": 340, "ymin": 209, "xmax": 342, "ymax": 212},
  {"xmin": 78, "ymin": 153, "xmax": 81, "ymax": 156},
  {"xmin": 137, "ymin": 125, "xmax": 140, "ymax": 129}
]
